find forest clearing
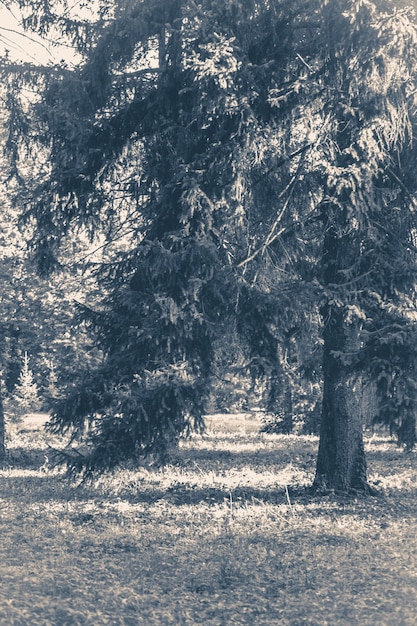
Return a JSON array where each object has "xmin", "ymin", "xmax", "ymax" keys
[
  {"xmin": 1, "ymin": 2, "xmax": 417, "ymax": 624},
  {"xmin": 0, "ymin": 413, "xmax": 416, "ymax": 626}
]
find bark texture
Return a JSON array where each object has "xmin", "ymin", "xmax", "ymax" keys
[
  {"xmin": 314, "ymin": 309, "xmax": 367, "ymax": 491},
  {"xmin": 0, "ymin": 389, "xmax": 5, "ymax": 463},
  {"xmin": 314, "ymin": 213, "xmax": 368, "ymax": 492}
]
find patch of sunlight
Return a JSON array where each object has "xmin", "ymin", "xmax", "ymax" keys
[
  {"xmin": 0, "ymin": 468, "xmax": 48, "ymax": 478},
  {"xmin": 98, "ymin": 462, "xmax": 313, "ymax": 498},
  {"xmin": 369, "ymin": 469, "xmax": 417, "ymax": 493},
  {"xmin": 364, "ymin": 435, "xmax": 398, "ymax": 452},
  {"xmin": 181, "ymin": 432, "xmax": 317, "ymax": 453}
]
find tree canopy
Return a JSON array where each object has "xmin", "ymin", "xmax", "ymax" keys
[{"xmin": 1, "ymin": 0, "xmax": 417, "ymax": 488}]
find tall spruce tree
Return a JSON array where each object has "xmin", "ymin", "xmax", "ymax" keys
[{"xmin": 2, "ymin": 0, "xmax": 417, "ymax": 488}]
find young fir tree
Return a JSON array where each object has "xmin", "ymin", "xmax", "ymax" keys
[
  {"xmin": 2, "ymin": 0, "xmax": 417, "ymax": 488},
  {"xmin": 12, "ymin": 351, "xmax": 40, "ymax": 415}
]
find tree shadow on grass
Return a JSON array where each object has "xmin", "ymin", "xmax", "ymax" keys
[
  {"xmin": 0, "ymin": 469, "xmax": 299, "ymax": 507},
  {"xmin": 1, "ymin": 465, "xmax": 417, "ymax": 534},
  {"xmin": 2, "ymin": 437, "xmax": 417, "ymax": 526},
  {"xmin": 0, "ymin": 447, "xmax": 100, "ymax": 506},
  {"xmin": 171, "ymin": 446, "xmax": 317, "ymax": 471},
  {"xmin": 4, "ymin": 446, "xmax": 50, "ymax": 471},
  {"xmin": 367, "ymin": 452, "xmax": 415, "ymax": 472},
  {"xmin": 0, "ymin": 471, "xmax": 101, "ymax": 506},
  {"xmin": 1, "ymin": 470, "xmax": 416, "ymax": 529}
]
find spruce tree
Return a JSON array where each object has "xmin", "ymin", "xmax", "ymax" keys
[
  {"xmin": 12, "ymin": 351, "xmax": 40, "ymax": 416},
  {"xmin": 2, "ymin": 0, "xmax": 417, "ymax": 488}
]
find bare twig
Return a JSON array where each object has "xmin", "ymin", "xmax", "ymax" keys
[{"xmin": 285, "ymin": 485, "xmax": 296, "ymax": 518}]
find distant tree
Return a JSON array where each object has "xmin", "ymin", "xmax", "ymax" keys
[
  {"xmin": 0, "ymin": 107, "xmax": 102, "ymax": 439},
  {"xmin": 0, "ymin": 383, "xmax": 4, "ymax": 461},
  {"xmin": 10, "ymin": 351, "xmax": 40, "ymax": 417},
  {"xmin": 2, "ymin": 0, "xmax": 417, "ymax": 490}
]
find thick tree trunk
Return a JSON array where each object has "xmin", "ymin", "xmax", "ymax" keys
[
  {"xmin": 313, "ymin": 212, "xmax": 368, "ymax": 492},
  {"xmin": 314, "ymin": 308, "xmax": 367, "ymax": 491}
]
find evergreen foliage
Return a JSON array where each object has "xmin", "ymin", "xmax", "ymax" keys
[
  {"xmin": 0, "ymin": 129, "xmax": 102, "ymax": 406},
  {"xmin": 2, "ymin": 0, "xmax": 417, "ymax": 485},
  {"xmin": 10, "ymin": 351, "xmax": 40, "ymax": 416}
]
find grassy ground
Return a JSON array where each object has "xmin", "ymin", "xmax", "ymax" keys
[{"xmin": 0, "ymin": 413, "xmax": 417, "ymax": 625}]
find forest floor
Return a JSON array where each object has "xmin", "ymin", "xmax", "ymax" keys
[{"xmin": 0, "ymin": 413, "xmax": 417, "ymax": 625}]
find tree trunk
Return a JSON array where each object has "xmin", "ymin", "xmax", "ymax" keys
[
  {"xmin": 314, "ymin": 308, "xmax": 367, "ymax": 491},
  {"xmin": 282, "ymin": 385, "xmax": 293, "ymax": 434},
  {"xmin": 313, "ymin": 213, "xmax": 368, "ymax": 492},
  {"xmin": 0, "ymin": 386, "xmax": 5, "ymax": 463}
]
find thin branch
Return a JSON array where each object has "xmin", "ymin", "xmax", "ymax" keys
[
  {"xmin": 386, "ymin": 167, "xmax": 417, "ymax": 213},
  {"xmin": 62, "ymin": 0, "xmax": 88, "ymax": 18},
  {"xmin": 0, "ymin": 60, "xmax": 71, "ymax": 76},
  {"xmin": 296, "ymin": 52, "xmax": 313, "ymax": 72},
  {"xmin": 0, "ymin": 1, "xmax": 17, "ymax": 20},
  {"xmin": 252, "ymin": 142, "xmax": 313, "ymax": 188},
  {"xmin": 326, "ymin": 268, "xmax": 374, "ymax": 289},
  {"xmin": 68, "ymin": 227, "xmax": 140, "ymax": 268},
  {"xmin": 362, "ymin": 323, "xmax": 411, "ymax": 337},
  {"xmin": 373, "ymin": 219, "xmax": 417, "ymax": 255},
  {"xmin": 264, "ymin": 179, "xmax": 298, "ymax": 248},
  {"xmin": 237, "ymin": 146, "xmax": 310, "ymax": 269},
  {"xmin": 114, "ymin": 67, "xmax": 162, "ymax": 79},
  {"xmin": 0, "ymin": 25, "xmax": 52, "ymax": 55},
  {"xmin": 236, "ymin": 226, "xmax": 286, "ymax": 269},
  {"xmin": 237, "ymin": 206, "xmax": 320, "ymax": 270}
]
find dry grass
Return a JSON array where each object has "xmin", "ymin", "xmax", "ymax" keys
[{"xmin": 0, "ymin": 413, "xmax": 416, "ymax": 624}]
